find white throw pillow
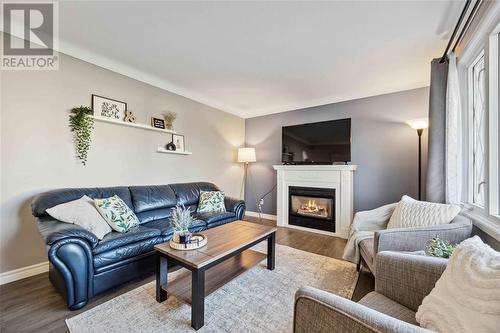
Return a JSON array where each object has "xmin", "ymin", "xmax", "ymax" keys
[
  {"xmin": 386, "ymin": 195, "xmax": 460, "ymax": 229},
  {"xmin": 416, "ymin": 236, "xmax": 500, "ymax": 333},
  {"xmin": 46, "ymin": 195, "xmax": 112, "ymax": 239}
]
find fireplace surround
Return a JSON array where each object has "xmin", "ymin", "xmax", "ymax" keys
[{"xmin": 273, "ymin": 164, "xmax": 357, "ymax": 238}]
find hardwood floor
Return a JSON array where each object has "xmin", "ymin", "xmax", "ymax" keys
[{"xmin": 0, "ymin": 216, "xmax": 374, "ymax": 333}]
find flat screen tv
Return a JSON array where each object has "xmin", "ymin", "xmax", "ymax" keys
[{"xmin": 282, "ymin": 118, "xmax": 351, "ymax": 164}]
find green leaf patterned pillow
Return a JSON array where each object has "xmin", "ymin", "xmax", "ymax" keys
[
  {"xmin": 94, "ymin": 195, "xmax": 139, "ymax": 233},
  {"xmin": 197, "ymin": 191, "xmax": 226, "ymax": 213}
]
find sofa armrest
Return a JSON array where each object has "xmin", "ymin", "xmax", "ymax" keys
[
  {"xmin": 224, "ymin": 196, "xmax": 246, "ymax": 220},
  {"xmin": 374, "ymin": 214, "xmax": 472, "ymax": 254},
  {"xmin": 37, "ymin": 216, "xmax": 99, "ymax": 248},
  {"xmin": 375, "ymin": 252, "xmax": 447, "ymax": 312},
  {"xmin": 294, "ymin": 286, "xmax": 429, "ymax": 333}
]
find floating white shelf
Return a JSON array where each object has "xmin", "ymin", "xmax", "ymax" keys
[
  {"xmin": 157, "ymin": 147, "xmax": 192, "ymax": 155},
  {"xmin": 92, "ymin": 116, "xmax": 176, "ymax": 134}
]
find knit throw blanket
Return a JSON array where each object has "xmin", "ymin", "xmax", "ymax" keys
[{"xmin": 342, "ymin": 203, "xmax": 397, "ymax": 263}]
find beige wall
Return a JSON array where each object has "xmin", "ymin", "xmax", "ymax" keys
[{"xmin": 0, "ymin": 50, "xmax": 245, "ymax": 273}]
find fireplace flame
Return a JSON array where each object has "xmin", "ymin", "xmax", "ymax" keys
[{"xmin": 295, "ymin": 196, "xmax": 330, "ymax": 218}]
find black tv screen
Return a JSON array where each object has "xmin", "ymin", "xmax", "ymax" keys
[{"xmin": 282, "ymin": 118, "xmax": 351, "ymax": 164}]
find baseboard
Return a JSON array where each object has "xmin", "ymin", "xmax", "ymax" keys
[
  {"xmin": 245, "ymin": 211, "xmax": 278, "ymax": 221},
  {"xmin": 0, "ymin": 261, "xmax": 49, "ymax": 285}
]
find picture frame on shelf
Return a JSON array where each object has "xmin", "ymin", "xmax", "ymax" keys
[
  {"xmin": 172, "ymin": 134, "xmax": 185, "ymax": 152},
  {"xmin": 151, "ymin": 117, "xmax": 165, "ymax": 129},
  {"xmin": 92, "ymin": 94, "xmax": 127, "ymax": 121}
]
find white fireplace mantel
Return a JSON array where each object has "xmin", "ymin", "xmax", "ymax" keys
[{"xmin": 273, "ymin": 164, "xmax": 357, "ymax": 239}]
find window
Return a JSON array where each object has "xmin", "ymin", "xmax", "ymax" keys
[
  {"xmin": 468, "ymin": 52, "xmax": 486, "ymax": 208},
  {"xmin": 460, "ymin": 14, "xmax": 500, "ymax": 238}
]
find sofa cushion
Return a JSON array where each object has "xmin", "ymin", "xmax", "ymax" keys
[
  {"xmin": 95, "ymin": 195, "xmax": 140, "ymax": 233},
  {"xmin": 93, "ymin": 226, "xmax": 161, "ymax": 255},
  {"xmin": 45, "ymin": 195, "xmax": 112, "ymax": 240},
  {"xmin": 197, "ymin": 191, "xmax": 226, "ymax": 213},
  {"xmin": 31, "ymin": 187, "xmax": 133, "ymax": 218},
  {"xmin": 170, "ymin": 182, "xmax": 219, "ymax": 206},
  {"xmin": 194, "ymin": 211, "xmax": 236, "ymax": 226},
  {"xmin": 93, "ymin": 236, "xmax": 163, "ymax": 268},
  {"xmin": 359, "ymin": 292, "xmax": 418, "ymax": 325},
  {"xmin": 142, "ymin": 218, "xmax": 207, "ymax": 238},
  {"xmin": 129, "ymin": 185, "xmax": 177, "ymax": 213}
]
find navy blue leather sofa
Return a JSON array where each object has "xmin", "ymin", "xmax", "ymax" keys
[{"xmin": 32, "ymin": 182, "xmax": 245, "ymax": 310}]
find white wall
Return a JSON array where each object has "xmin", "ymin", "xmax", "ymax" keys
[{"xmin": 0, "ymin": 48, "xmax": 245, "ymax": 273}]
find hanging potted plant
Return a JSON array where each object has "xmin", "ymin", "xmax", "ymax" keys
[
  {"xmin": 170, "ymin": 204, "xmax": 195, "ymax": 243},
  {"xmin": 69, "ymin": 106, "xmax": 94, "ymax": 165}
]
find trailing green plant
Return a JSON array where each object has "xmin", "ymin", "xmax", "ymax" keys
[
  {"xmin": 170, "ymin": 204, "xmax": 195, "ymax": 235},
  {"xmin": 69, "ymin": 106, "xmax": 94, "ymax": 165},
  {"xmin": 425, "ymin": 237, "xmax": 457, "ymax": 258}
]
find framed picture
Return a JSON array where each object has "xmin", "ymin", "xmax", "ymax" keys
[
  {"xmin": 172, "ymin": 134, "xmax": 185, "ymax": 152},
  {"xmin": 151, "ymin": 117, "xmax": 165, "ymax": 129},
  {"xmin": 92, "ymin": 94, "xmax": 127, "ymax": 121}
]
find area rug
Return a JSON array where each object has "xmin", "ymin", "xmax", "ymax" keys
[{"xmin": 66, "ymin": 244, "xmax": 358, "ymax": 333}]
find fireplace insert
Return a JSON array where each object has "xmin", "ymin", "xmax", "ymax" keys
[{"xmin": 288, "ymin": 186, "xmax": 335, "ymax": 232}]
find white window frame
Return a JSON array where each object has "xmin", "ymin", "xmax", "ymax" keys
[
  {"xmin": 459, "ymin": 16, "xmax": 500, "ymax": 239},
  {"xmin": 487, "ymin": 28, "xmax": 499, "ymax": 218},
  {"xmin": 466, "ymin": 51, "xmax": 486, "ymax": 209}
]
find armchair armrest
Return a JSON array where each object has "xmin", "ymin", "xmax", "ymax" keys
[
  {"xmin": 224, "ymin": 196, "xmax": 246, "ymax": 220},
  {"xmin": 375, "ymin": 252, "xmax": 447, "ymax": 312},
  {"xmin": 294, "ymin": 286, "xmax": 429, "ymax": 333},
  {"xmin": 374, "ymin": 215, "xmax": 472, "ymax": 254},
  {"xmin": 37, "ymin": 216, "xmax": 99, "ymax": 248}
]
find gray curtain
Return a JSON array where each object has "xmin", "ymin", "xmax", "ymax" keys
[{"xmin": 426, "ymin": 58, "xmax": 449, "ymax": 203}]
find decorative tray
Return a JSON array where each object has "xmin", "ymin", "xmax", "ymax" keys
[{"xmin": 169, "ymin": 233, "xmax": 207, "ymax": 251}]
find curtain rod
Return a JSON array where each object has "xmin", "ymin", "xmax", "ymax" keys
[
  {"xmin": 452, "ymin": 0, "xmax": 483, "ymax": 53},
  {"xmin": 440, "ymin": 0, "xmax": 472, "ymax": 63}
]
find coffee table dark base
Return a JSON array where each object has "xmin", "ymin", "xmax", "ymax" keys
[{"xmin": 156, "ymin": 231, "xmax": 276, "ymax": 330}]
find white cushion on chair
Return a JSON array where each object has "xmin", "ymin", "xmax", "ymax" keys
[{"xmin": 387, "ymin": 195, "xmax": 460, "ymax": 229}]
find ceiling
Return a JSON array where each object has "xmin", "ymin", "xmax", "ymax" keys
[{"xmin": 54, "ymin": 1, "xmax": 463, "ymax": 118}]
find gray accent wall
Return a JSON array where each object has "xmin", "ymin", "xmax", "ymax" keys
[
  {"xmin": 244, "ymin": 87, "xmax": 429, "ymax": 215},
  {"xmin": 1, "ymin": 46, "xmax": 245, "ymax": 273}
]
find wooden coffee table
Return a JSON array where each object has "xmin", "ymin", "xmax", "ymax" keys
[{"xmin": 154, "ymin": 220, "xmax": 277, "ymax": 330}]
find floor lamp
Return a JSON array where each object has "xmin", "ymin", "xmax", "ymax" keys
[
  {"xmin": 238, "ymin": 147, "xmax": 256, "ymax": 200},
  {"xmin": 406, "ymin": 118, "xmax": 429, "ymax": 200}
]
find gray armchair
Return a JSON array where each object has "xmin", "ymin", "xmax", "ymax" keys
[
  {"xmin": 359, "ymin": 214, "xmax": 472, "ymax": 275},
  {"xmin": 294, "ymin": 251, "xmax": 448, "ymax": 333}
]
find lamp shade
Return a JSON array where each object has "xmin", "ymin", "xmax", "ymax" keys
[
  {"xmin": 405, "ymin": 118, "xmax": 429, "ymax": 130},
  {"xmin": 238, "ymin": 147, "xmax": 256, "ymax": 163}
]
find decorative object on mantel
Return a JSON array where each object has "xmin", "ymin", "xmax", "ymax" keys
[
  {"xmin": 124, "ymin": 110, "xmax": 136, "ymax": 123},
  {"xmin": 151, "ymin": 117, "xmax": 165, "ymax": 129},
  {"xmin": 406, "ymin": 117, "xmax": 429, "ymax": 200},
  {"xmin": 169, "ymin": 233, "xmax": 207, "ymax": 250},
  {"xmin": 170, "ymin": 204, "xmax": 195, "ymax": 245},
  {"xmin": 163, "ymin": 111, "xmax": 177, "ymax": 130},
  {"xmin": 92, "ymin": 94, "xmax": 127, "ymax": 121},
  {"xmin": 172, "ymin": 134, "xmax": 185, "ymax": 152},
  {"xmin": 69, "ymin": 106, "xmax": 94, "ymax": 166},
  {"xmin": 165, "ymin": 141, "xmax": 176, "ymax": 151}
]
